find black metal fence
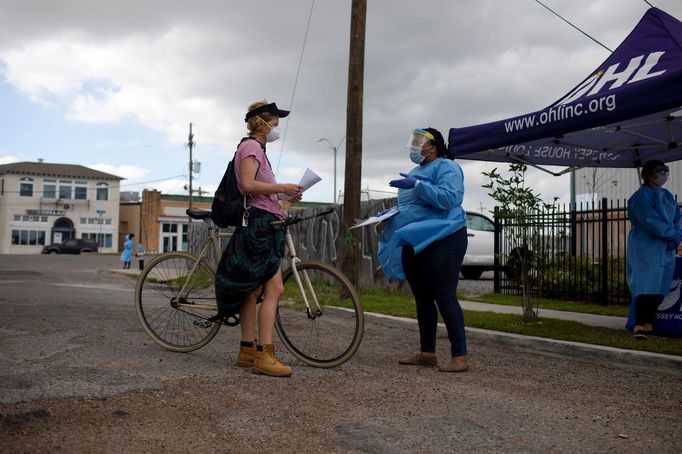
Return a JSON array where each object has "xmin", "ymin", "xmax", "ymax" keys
[{"xmin": 493, "ymin": 197, "xmax": 631, "ymax": 305}]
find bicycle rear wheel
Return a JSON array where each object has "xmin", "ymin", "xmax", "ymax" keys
[
  {"xmin": 276, "ymin": 260, "xmax": 364, "ymax": 368},
  {"xmin": 135, "ymin": 252, "xmax": 220, "ymax": 352}
]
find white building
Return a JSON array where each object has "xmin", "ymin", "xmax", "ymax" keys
[
  {"xmin": 574, "ymin": 161, "xmax": 682, "ymax": 204},
  {"xmin": 0, "ymin": 161, "xmax": 123, "ymax": 254}
]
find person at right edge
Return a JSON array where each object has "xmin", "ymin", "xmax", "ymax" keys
[
  {"xmin": 627, "ymin": 160, "xmax": 682, "ymax": 339},
  {"xmin": 378, "ymin": 127, "xmax": 469, "ymax": 372}
]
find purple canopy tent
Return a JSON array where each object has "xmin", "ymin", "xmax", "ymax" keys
[{"xmin": 448, "ymin": 7, "xmax": 682, "ymax": 176}]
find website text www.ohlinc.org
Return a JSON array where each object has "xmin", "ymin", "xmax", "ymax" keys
[{"xmin": 504, "ymin": 94, "xmax": 617, "ymax": 133}]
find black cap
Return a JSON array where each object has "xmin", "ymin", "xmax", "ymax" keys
[{"xmin": 244, "ymin": 102, "xmax": 290, "ymax": 122}]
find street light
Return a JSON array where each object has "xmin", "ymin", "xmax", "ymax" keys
[{"xmin": 317, "ymin": 136, "xmax": 345, "ymax": 204}]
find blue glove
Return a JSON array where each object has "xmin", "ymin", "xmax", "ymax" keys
[
  {"xmin": 389, "ymin": 173, "xmax": 417, "ymax": 189},
  {"xmin": 668, "ymin": 235, "xmax": 682, "ymax": 251}
]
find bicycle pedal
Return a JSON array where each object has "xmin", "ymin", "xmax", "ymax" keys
[{"xmin": 193, "ymin": 319, "xmax": 213, "ymax": 329}]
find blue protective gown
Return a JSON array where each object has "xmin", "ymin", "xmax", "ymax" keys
[
  {"xmin": 120, "ymin": 236, "xmax": 134, "ymax": 263},
  {"xmin": 378, "ymin": 157, "xmax": 466, "ymax": 281},
  {"xmin": 626, "ymin": 185, "xmax": 682, "ymax": 296}
]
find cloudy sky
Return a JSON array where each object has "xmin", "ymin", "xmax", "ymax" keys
[{"xmin": 1, "ymin": 0, "xmax": 681, "ymax": 213}]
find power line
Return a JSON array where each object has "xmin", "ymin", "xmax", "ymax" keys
[
  {"xmin": 533, "ymin": 0, "xmax": 613, "ymax": 53},
  {"xmin": 275, "ymin": 0, "xmax": 316, "ymax": 175},
  {"xmin": 642, "ymin": 0, "xmax": 654, "ymax": 7}
]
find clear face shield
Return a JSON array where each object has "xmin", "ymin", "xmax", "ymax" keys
[{"xmin": 407, "ymin": 129, "xmax": 434, "ymax": 149}]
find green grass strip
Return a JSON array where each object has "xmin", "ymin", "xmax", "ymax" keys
[{"xmin": 359, "ymin": 288, "xmax": 682, "ymax": 357}]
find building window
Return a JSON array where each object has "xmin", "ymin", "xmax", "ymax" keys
[
  {"xmin": 19, "ymin": 177, "xmax": 34, "ymax": 197},
  {"xmin": 43, "ymin": 184, "xmax": 56, "ymax": 199},
  {"xmin": 82, "ymin": 232, "xmax": 112, "ymax": 248},
  {"xmin": 161, "ymin": 222, "xmax": 187, "ymax": 252},
  {"xmin": 11, "ymin": 229, "xmax": 46, "ymax": 246},
  {"xmin": 59, "ymin": 185, "xmax": 72, "ymax": 199},
  {"xmin": 74, "ymin": 186, "xmax": 87, "ymax": 200},
  {"xmin": 96, "ymin": 183, "xmax": 109, "ymax": 201}
]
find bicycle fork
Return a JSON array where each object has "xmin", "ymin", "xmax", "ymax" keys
[{"xmin": 285, "ymin": 232, "xmax": 322, "ymax": 319}]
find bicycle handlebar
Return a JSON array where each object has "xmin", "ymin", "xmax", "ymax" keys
[{"xmin": 271, "ymin": 208, "xmax": 335, "ymax": 228}]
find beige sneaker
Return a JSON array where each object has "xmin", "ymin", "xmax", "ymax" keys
[
  {"xmin": 236, "ymin": 341, "xmax": 256, "ymax": 368},
  {"xmin": 251, "ymin": 344, "xmax": 293, "ymax": 377},
  {"xmin": 398, "ymin": 352, "xmax": 438, "ymax": 366}
]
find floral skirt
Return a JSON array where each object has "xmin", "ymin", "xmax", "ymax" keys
[{"xmin": 214, "ymin": 208, "xmax": 285, "ymax": 316}]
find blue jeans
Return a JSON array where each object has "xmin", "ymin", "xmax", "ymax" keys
[{"xmin": 401, "ymin": 227, "xmax": 468, "ymax": 357}]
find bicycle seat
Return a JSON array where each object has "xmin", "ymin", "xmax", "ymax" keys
[{"xmin": 186, "ymin": 208, "xmax": 212, "ymax": 220}]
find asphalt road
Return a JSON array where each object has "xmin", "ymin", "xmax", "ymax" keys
[{"xmin": 1, "ymin": 254, "xmax": 681, "ymax": 453}]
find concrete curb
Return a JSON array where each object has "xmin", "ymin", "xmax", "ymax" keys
[{"xmin": 363, "ymin": 311, "xmax": 682, "ymax": 376}]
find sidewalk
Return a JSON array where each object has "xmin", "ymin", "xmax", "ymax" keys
[{"xmin": 460, "ymin": 299, "xmax": 627, "ymax": 330}]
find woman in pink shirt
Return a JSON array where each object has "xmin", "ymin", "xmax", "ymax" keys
[{"xmin": 215, "ymin": 100, "xmax": 302, "ymax": 377}]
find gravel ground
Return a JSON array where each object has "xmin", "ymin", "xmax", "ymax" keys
[
  {"xmin": 1, "ymin": 258, "xmax": 680, "ymax": 453},
  {"xmin": 2, "ymin": 299, "xmax": 681, "ymax": 453}
]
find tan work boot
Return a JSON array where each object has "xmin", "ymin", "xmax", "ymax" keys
[
  {"xmin": 251, "ymin": 344, "xmax": 293, "ymax": 377},
  {"xmin": 398, "ymin": 352, "xmax": 438, "ymax": 366},
  {"xmin": 236, "ymin": 340, "xmax": 256, "ymax": 368},
  {"xmin": 438, "ymin": 356, "xmax": 469, "ymax": 373}
]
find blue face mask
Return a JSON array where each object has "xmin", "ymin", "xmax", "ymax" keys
[
  {"xmin": 409, "ymin": 146, "xmax": 425, "ymax": 164},
  {"xmin": 409, "ymin": 145, "xmax": 434, "ymax": 164}
]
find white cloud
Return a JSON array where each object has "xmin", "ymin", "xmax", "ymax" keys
[
  {"xmin": 88, "ymin": 164, "xmax": 150, "ymax": 181},
  {"xmin": 0, "ymin": 156, "xmax": 20, "ymax": 165},
  {"xmin": 1, "ymin": 0, "xmax": 680, "ymax": 210}
]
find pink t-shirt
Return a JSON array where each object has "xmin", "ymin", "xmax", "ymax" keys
[{"xmin": 234, "ymin": 139, "xmax": 284, "ymax": 219}]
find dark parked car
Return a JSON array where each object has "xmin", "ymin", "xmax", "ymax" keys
[{"xmin": 41, "ymin": 239, "xmax": 99, "ymax": 254}]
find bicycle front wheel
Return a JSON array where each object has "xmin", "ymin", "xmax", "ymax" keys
[
  {"xmin": 135, "ymin": 252, "xmax": 220, "ymax": 352},
  {"xmin": 276, "ymin": 261, "xmax": 364, "ymax": 368}
]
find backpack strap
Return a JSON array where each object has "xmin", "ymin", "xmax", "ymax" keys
[{"xmin": 235, "ymin": 138, "xmax": 264, "ymax": 226}]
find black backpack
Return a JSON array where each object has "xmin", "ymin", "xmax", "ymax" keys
[{"xmin": 210, "ymin": 138, "xmax": 263, "ymax": 228}]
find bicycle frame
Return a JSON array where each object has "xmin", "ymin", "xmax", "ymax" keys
[
  {"xmin": 175, "ymin": 224, "xmax": 228, "ymax": 312},
  {"xmin": 176, "ymin": 215, "xmax": 324, "ymax": 318}
]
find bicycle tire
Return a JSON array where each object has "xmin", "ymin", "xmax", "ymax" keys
[
  {"xmin": 276, "ymin": 260, "xmax": 364, "ymax": 368},
  {"xmin": 135, "ymin": 252, "xmax": 221, "ymax": 352}
]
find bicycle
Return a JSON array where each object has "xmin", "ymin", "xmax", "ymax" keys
[{"xmin": 134, "ymin": 207, "xmax": 364, "ymax": 368}]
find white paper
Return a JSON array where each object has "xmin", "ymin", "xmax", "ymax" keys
[
  {"xmin": 281, "ymin": 168, "xmax": 322, "ymax": 201},
  {"xmin": 350, "ymin": 207, "xmax": 399, "ymax": 229}
]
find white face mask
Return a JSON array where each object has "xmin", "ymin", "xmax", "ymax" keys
[
  {"xmin": 266, "ymin": 126, "xmax": 281, "ymax": 142},
  {"xmin": 654, "ymin": 173, "xmax": 668, "ymax": 186}
]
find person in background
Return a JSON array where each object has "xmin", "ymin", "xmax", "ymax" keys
[
  {"xmin": 627, "ymin": 160, "xmax": 682, "ymax": 339},
  {"xmin": 214, "ymin": 99, "xmax": 302, "ymax": 377},
  {"xmin": 378, "ymin": 127, "xmax": 469, "ymax": 372},
  {"xmin": 120, "ymin": 233, "xmax": 134, "ymax": 269}
]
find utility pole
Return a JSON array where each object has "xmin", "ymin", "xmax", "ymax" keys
[
  {"xmin": 342, "ymin": 0, "xmax": 366, "ymax": 288},
  {"xmin": 188, "ymin": 123, "xmax": 195, "ymax": 210}
]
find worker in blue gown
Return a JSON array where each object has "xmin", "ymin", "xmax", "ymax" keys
[
  {"xmin": 120, "ymin": 233, "xmax": 134, "ymax": 269},
  {"xmin": 627, "ymin": 160, "xmax": 682, "ymax": 339},
  {"xmin": 378, "ymin": 127, "xmax": 469, "ymax": 372}
]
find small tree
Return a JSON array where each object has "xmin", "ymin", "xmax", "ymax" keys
[{"xmin": 482, "ymin": 163, "xmax": 558, "ymax": 322}]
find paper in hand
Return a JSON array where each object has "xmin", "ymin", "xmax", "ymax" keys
[
  {"xmin": 281, "ymin": 168, "xmax": 322, "ymax": 200},
  {"xmin": 350, "ymin": 207, "xmax": 399, "ymax": 229}
]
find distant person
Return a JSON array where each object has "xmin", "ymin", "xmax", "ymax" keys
[
  {"xmin": 378, "ymin": 127, "xmax": 469, "ymax": 372},
  {"xmin": 120, "ymin": 233, "xmax": 134, "ymax": 269},
  {"xmin": 214, "ymin": 99, "xmax": 302, "ymax": 377},
  {"xmin": 627, "ymin": 160, "xmax": 682, "ymax": 339}
]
